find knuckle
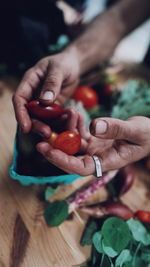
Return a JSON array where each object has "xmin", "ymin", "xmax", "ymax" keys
[
  {"xmin": 45, "ymin": 75, "xmax": 58, "ymax": 87},
  {"xmin": 24, "ymin": 68, "xmax": 34, "ymax": 80},
  {"xmin": 111, "ymin": 121, "xmax": 122, "ymax": 139}
]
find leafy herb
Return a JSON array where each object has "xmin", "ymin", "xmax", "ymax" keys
[
  {"xmin": 44, "ymin": 201, "xmax": 68, "ymax": 226},
  {"xmin": 92, "ymin": 231, "xmax": 104, "ymax": 253},
  {"xmin": 80, "ymin": 219, "xmax": 98, "ymax": 246},
  {"xmin": 112, "ymin": 80, "xmax": 150, "ymax": 119},
  {"xmin": 115, "ymin": 249, "xmax": 132, "ymax": 266},
  {"xmin": 45, "ymin": 186, "xmax": 57, "ymax": 201},
  {"xmin": 102, "ymin": 240, "xmax": 118, "ymax": 258},
  {"xmin": 141, "ymin": 248, "xmax": 150, "ymax": 262},
  {"xmin": 101, "ymin": 217, "xmax": 131, "ymax": 252},
  {"xmin": 127, "ymin": 219, "xmax": 150, "ymax": 245}
]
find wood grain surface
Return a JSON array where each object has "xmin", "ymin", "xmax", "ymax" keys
[{"xmin": 0, "ymin": 79, "xmax": 150, "ymax": 267}]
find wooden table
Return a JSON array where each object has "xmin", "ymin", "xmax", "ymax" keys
[{"xmin": 0, "ymin": 79, "xmax": 150, "ymax": 267}]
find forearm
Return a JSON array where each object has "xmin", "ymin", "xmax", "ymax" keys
[{"xmin": 65, "ymin": 0, "xmax": 150, "ymax": 74}]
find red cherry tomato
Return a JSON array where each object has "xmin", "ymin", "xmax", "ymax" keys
[
  {"xmin": 53, "ymin": 130, "xmax": 81, "ymax": 155},
  {"xmin": 73, "ymin": 86, "xmax": 98, "ymax": 110},
  {"xmin": 103, "ymin": 84, "xmax": 113, "ymax": 96},
  {"xmin": 135, "ymin": 210, "xmax": 150, "ymax": 223},
  {"xmin": 26, "ymin": 100, "xmax": 64, "ymax": 121}
]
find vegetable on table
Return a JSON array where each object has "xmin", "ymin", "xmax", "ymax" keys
[
  {"xmin": 53, "ymin": 130, "xmax": 81, "ymax": 155},
  {"xmin": 26, "ymin": 100, "xmax": 64, "ymax": 121},
  {"xmin": 80, "ymin": 201, "xmax": 134, "ymax": 220},
  {"xmin": 68, "ymin": 170, "xmax": 118, "ymax": 213},
  {"xmin": 108, "ymin": 165, "xmax": 136, "ymax": 197},
  {"xmin": 135, "ymin": 210, "xmax": 150, "ymax": 223},
  {"xmin": 72, "ymin": 86, "xmax": 99, "ymax": 110}
]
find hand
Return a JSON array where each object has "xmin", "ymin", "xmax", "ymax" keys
[
  {"xmin": 36, "ymin": 116, "xmax": 150, "ymax": 175},
  {"xmin": 13, "ymin": 48, "xmax": 80, "ymax": 134}
]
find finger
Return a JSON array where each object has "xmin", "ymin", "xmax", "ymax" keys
[
  {"xmin": 55, "ymin": 79, "xmax": 79, "ymax": 105},
  {"xmin": 39, "ymin": 61, "xmax": 63, "ymax": 105},
  {"xmin": 63, "ymin": 107, "xmax": 79, "ymax": 130},
  {"xmin": 36, "ymin": 142, "xmax": 96, "ymax": 176},
  {"xmin": 78, "ymin": 113, "xmax": 91, "ymax": 140},
  {"xmin": 13, "ymin": 67, "xmax": 44, "ymax": 132},
  {"xmin": 32, "ymin": 119, "xmax": 51, "ymax": 138},
  {"xmin": 90, "ymin": 117, "xmax": 143, "ymax": 143}
]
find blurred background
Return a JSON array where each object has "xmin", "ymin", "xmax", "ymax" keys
[{"xmin": 0, "ymin": 0, "xmax": 150, "ymax": 77}]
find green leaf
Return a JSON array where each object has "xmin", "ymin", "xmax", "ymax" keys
[
  {"xmin": 101, "ymin": 217, "xmax": 131, "ymax": 252},
  {"xmin": 115, "ymin": 249, "xmax": 132, "ymax": 266},
  {"xmin": 44, "ymin": 201, "xmax": 68, "ymax": 226},
  {"xmin": 80, "ymin": 220, "xmax": 98, "ymax": 246},
  {"xmin": 102, "ymin": 239, "xmax": 118, "ymax": 258},
  {"xmin": 127, "ymin": 219, "xmax": 150, "ymax": 245},
  {"xmin": 45, "ymin": 186, "xmax": 57, "ymax": 200},
  {"xmin": 141, "ymin": 249, "xmax": 150, "ymax": 262},
  {"xmin": 111, "ymin": 79, "xmax": 150, "ymax": 119},
  {"xmin": 92, "ymin": 231, "xmax": 104, "ymax": 253},
  {"xmin": 123, "ymin": 264, "xmax": 133, "ymax": 267}
]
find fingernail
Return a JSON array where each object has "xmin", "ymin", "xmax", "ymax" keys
[
  {"xmin": 40, "ymin": 91, "xmax": 54, "ymax": 101},
  {"xmin": 95, "ymin": 120, "xmax": 107, "ymax": 135}
]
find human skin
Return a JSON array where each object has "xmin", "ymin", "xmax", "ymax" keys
[
  {"xmin": 37, "ymin": 115, "xmax": 150, "ymax": 175},
  {"xmin": 12, "ymin": 0, "xmax": 150, "ymax": 173},
  {"xmin": 13, "ymin": 0, "xmax": 150, "ymax": 135}
]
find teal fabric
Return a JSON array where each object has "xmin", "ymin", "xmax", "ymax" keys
[{"xmin": 9, "ymin": 137, "xmax": 82, "ymax": 186}]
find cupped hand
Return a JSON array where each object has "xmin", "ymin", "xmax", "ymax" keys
[
  {"xmin": 36, "ymin": 116, "xmax": 150, "ymax": 175},
  {"xmin": 13, "ymin": 48, "xmax": 80, "ymax": 134}
]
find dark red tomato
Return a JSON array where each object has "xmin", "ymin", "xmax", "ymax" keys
[
  {"xmin": 73, "ymin": 86, "xmax": 98, "ymax": 110},
  {"xmin": 135, "ymin": 210, "xmax": 150, "ymax": 223},
  {"xmin": 53, "ymin": 130, "xmax": 81, "ymax": 155},
  {"xmin": 103, "ymin": 84, "xmax": 113, "ymax": 96},
  {"xmin": 26, "ymin": 100, "xmax": 64, "ymax": 121}
]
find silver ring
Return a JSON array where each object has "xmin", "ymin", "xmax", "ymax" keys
[{"xmin": 92, "ymin": 155, "xmax": 102, "ymax": 178}]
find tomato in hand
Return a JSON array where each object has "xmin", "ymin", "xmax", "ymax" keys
[
  {"xmin": 53, "ymin": 130, "xmax": 81, "ymax": 155},
  {"xmin": 73, "ymin": 86, "xmax": 98, "ymax": 110},
  {"xmin": 135, "ymin": 210, "xmax": 150, "ymax": 223},
  {"xmin": 26, "ymin": 100, "xmax": 64, "ymax": 121}
]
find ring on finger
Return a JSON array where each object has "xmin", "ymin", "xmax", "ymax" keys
[{"xmin": 92, "ymin": 155, "xmax": 102, "ymax": 178}]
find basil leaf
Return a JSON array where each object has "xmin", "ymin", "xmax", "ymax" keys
[
  {"xmin": 44, "ymin": 201, "xmax": 68, "ymax": 226},
  {"xmin": 92, "ymin": 231, "xmax": 104, "ymax": 253},
  {"xmin": 81, "ymin": 220, "xmax": 98, "ymax": 246},
  {"xmin": 101, "ymin": 217, "xmax": 131, "ymax": 252},
  {"xmin": 115, "ymin": 249, "xmax": 132, "ymax": 266},
  {"xmin": 45, "ymin": 186, "xmax": 57, "ymax": 200},
  {"xmin": 127, "ymin": 219, "xmax": 150, "ymax": 245},
  {"xmin": 102, "ymin": 239, "xmax": 118, "ymax": 258}
]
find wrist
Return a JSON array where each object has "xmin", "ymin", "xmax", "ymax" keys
[
  {"xmin": 63, "ymin": 45, "xmax": 82, "ymax": 76},
  {"xmin": 66, "ymin": 7, "xmax": 126, "ymax": 75}
]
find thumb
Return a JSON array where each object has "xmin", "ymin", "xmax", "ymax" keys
[
  {"xmin": 90, "ymin": 117, "xmax": 140, "ymax": 143},
  {"xmin": 39, "ymin": 63, "xmax": 63, "ymax": 104}
]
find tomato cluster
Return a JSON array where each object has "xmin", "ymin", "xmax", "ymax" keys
[{"xmin": 26, "ymin": 100, "xmax": 81, "ymax": 155}]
